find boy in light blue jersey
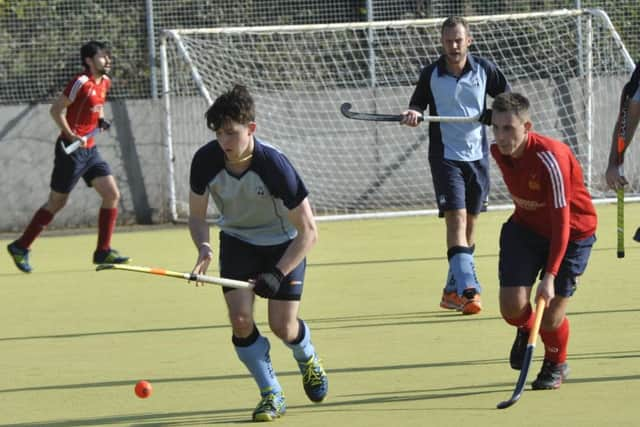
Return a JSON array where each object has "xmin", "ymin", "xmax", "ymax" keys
[
  {"xmin": 189, "ymin": 85, "xmax": 328, "ymax": 422},
  {"xmin": 401, "ymin": 16, "xmax": 510, "ymax": 314}
]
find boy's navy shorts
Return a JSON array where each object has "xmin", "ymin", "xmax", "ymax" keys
[{"xmin": 219, "ymin": 231, "xmax": 305, "ymax": 301}]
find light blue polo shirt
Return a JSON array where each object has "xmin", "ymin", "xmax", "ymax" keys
[
  {"xmin": 190, "ymin": 137, "xmax": 308, "ymax": 246},
  {"xmin": 409, "ymin": 54, "xmax": 510, "ymax": 161}
]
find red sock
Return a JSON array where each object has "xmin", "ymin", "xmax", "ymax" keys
[
  {"xmin": 97, "ymin": 208, "xmax": 118, "ymax": 252},
  {"xmin": 540, "ymin": 317, "xmax": 570, "ymax": 364},
  {"xmin": 503, "ymin": 303, "xmax": 535, "ymax": 331},
  {"xmin": 17, "ymin": 208, "xmax": 54, "ymax": 249}
]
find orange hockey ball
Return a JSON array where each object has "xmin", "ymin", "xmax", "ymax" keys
[{"xmin": 135, "ymin": 380, "xmax": 152, "ymax": 398}]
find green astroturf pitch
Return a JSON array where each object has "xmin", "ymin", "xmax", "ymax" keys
[{"xmin": 1, "ymin": 203, "xmax": 639, "ymax": 426}]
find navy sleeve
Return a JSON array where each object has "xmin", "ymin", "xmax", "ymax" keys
[
  {"xmin": 258, "ymin": 148, "xmax": 309, "ymax": 210},
  {"xmin": 484, "ymin": 61, "xmax": 511, "ymax": 97},
  {"xmin": 621, "ymin": 62, "xmax": 640, "ymax": 101},
  {"xmin": 190, "ymin": 141, "xmax": 224, "ymax": 195},
  {"xmin": 408, "ymin": 65, "xmax": 435, "ymax": 112}
]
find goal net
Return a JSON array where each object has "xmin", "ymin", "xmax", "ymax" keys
[{"xmin": 160, "ymin": 9, "xmax": 638, "ymax": 221}]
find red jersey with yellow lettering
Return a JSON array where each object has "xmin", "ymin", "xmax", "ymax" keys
[
  {"xmin": 490, "ymin": 131, "xmax": 597, "ymax": 275},
  {"xmin": 61, "ymin": 72, "xmax": 111, "ymax": 148}
]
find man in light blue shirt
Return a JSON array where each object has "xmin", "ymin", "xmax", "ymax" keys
[{"xmin": 402, "ymin": 16, "xmax": 510, "ymax": 314}]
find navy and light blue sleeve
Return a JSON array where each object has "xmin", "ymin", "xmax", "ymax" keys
[{"xmin": 408, "ymin": 65, "xmax": 435, "ymax": 113}]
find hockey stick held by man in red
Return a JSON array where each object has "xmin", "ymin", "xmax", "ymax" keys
[{"xmin": 496, "ymin": 297, "xmax": 546, "ymax": 409}]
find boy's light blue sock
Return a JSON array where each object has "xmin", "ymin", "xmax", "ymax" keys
[
  {"xmin": 234, "ymin": 326, "xmax": 282, "ymax": 395},
  {"xmin": 285, "ymin": 319, "xmax": 316, "ymax": 364}
]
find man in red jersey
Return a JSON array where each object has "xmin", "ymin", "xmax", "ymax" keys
[
  {"xmin": 7, "ymin": 41, "xmax": 129, "ymax": 273},
  {"xmin": 490, "ymin": 92, "xmax": 597, "ymax": 390}
]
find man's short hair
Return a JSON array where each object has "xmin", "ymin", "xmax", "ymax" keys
[
  {"xmin": 80, "ymin": 41, "xmax": 109, "ymax": 69},
  {"xmin": 206, "ymin": 84, "xmax": 256, "ymax": 131},
  {"xmin": 441, "ymin": 16, "xmax": 470, "ymax": 36},
  {"xmin": 492, "ymin": 92, "xmax": 531, "ymax": 119}
]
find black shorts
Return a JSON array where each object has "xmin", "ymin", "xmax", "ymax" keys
[
  {"xmin": 498, "ymin": 219, "xmax": 596, "ymax": 297},
  {"xmin": 50, "ymin": 138, "xmax": 111, "ymax": 193},
  {"xmin": 219, "ymin": 232, "xmax": 306, "ymax": 301},
  {"xmin": 429, "ymin": 156, "xmax": 489, "ymax": 216}
]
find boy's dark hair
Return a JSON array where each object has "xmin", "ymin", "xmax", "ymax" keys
[
  {"xmin": 80, "ymin": 41, "xmax": 108, "ymax": 69},
  {"xmin": 441, "ymin": 16, "xmax": 470, "ymax": 36},
  {"xmin": 206, "ymin": 84, "xmax": 256, "ymax": 131},
  {"xmin": 492, "ymin": 92, "xmax": 531, "ymax": 119}
]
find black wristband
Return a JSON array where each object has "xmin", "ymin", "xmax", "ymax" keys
[{"xmin": 98, "ymin": 118, "xmax": 111, "ymax": 130}]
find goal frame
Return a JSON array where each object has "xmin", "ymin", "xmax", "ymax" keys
[{"xmin": 159, "ymin": 8, "xmax": 637, "ymax": 223}]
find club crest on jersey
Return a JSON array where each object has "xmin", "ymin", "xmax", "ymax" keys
[
  {"xmin": 256, "ymin": 186, "xmax": 265, "ymax": 196},
  {"xmin": 528, "ymin": 175, "xmax": 540, "ymax": 191}
]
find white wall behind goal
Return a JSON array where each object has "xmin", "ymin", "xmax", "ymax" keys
[{"xmin": 0, "ymin": 101, "xmax": 167, "ymax": 232}]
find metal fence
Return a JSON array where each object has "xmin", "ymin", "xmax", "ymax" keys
[
  {"xmin": 0, "ymin": 0, "xmax": 638, "ymax": 230},
  {"xmin": 1, "ymin": 0, "xmax": 638, "ymax": 105}
]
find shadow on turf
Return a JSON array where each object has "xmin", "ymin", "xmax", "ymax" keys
[
  {"xmin": 1, "ymin": 307, "xmax": 638, "ymax": 343},
  {"xmin": 0, "ymin": 359, "xmax": 509, "ymax": 395},
  {"xmin": 306, "ymin": 244, "xmax": 639, "ymax": 268},
  {"xmin": 0, "ymin": 312, "xmax": 473, "ymax": 343},
  {"xmin": 2, "ymin": 347, "xmax": 639, "ymax": 425},
  {"xmin": 0, "ymin": 242, "xmax": 635, "ymax": 279},
  {"xmin": 2, "ymin": 349, "xmax": 638, "ymax": 396},
  {"xmin": 0, "ymin": 323, "xmax": 231, "ymax": 342},
  {"xmin": 1, "ymin": 408, "xmax": 256, "ymax": 426},
  {"xmin": 5, "ymin": 370, "xmax": 640, "ymax": 426}
]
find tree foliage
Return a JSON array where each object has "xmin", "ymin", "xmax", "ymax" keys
[{"xmin": 0, "ymin": 0, "xmax": 637, "ymax": 104}]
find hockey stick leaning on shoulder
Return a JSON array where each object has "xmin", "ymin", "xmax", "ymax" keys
[
  {"xmin": 96, "ymin": 263, "xmax": 253, "ymax": 289},
  {"xmin": 496, "ymin": 297, "xmax": 546, "ymax": 410}
]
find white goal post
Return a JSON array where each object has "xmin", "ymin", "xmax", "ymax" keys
[{"xmin": 160, "ymin": 9, "xmax": 638, "ymax": 222}]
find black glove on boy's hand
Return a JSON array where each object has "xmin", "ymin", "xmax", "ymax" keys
[{"xmin": 253, "ymin": 267, "xmax": 285, "ymax": 298}]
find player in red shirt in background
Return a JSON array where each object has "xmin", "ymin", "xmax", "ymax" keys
[
  {"xmin": 490, "ymin": 92, "xmax": 597, "ymax": 390},
  {"xmin": 7, "ymin": 41, "xmax": 129, "ymax": 273}
]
